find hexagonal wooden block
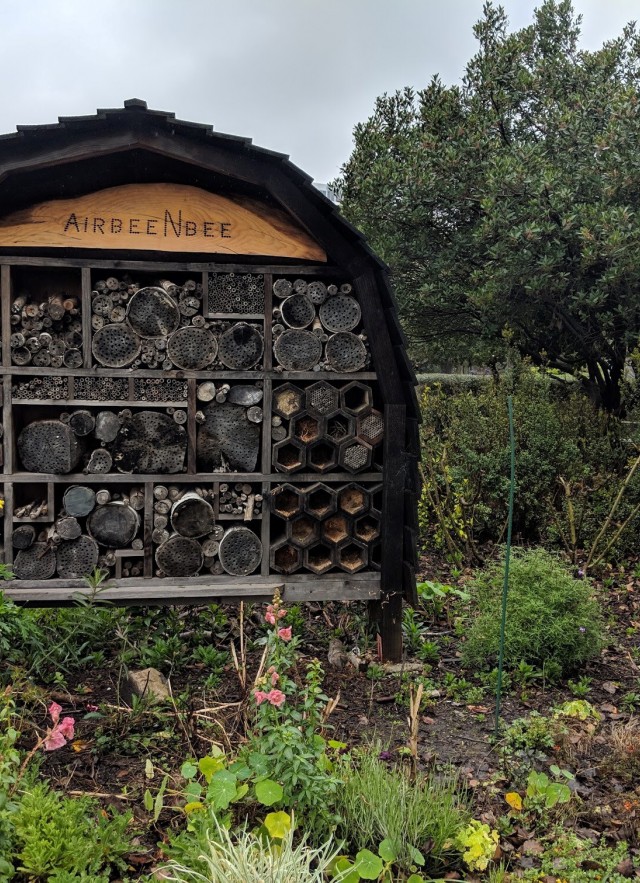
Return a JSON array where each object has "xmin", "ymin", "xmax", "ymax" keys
[
  {"xmin": 338, "ymin": 483, "xmax": 369, "ymax": 517},
  {"xmin": 306, "ymin": 380, "xmax": 339, "ymax": 416},
  {"xmin": 273, "ymin": 437, "xmax": 306, "ymax": 473},
  {"xmin": 270, "ymin": 538, "xmax": 302, "ymax": 574},
  {"xmin": 271, "ymin": 483, "xmax": 305, "ymax": 519},
  {"xmin": 322, "ymin": 513, "xmax": 350, "ymax": 545},
  {"xmin": 304, "ymin": 482, "xmax": 337, "ymax": 519},
  {"xmin": 288, "ymin": 514, "xmax": 320, "ymax": 548},
  {"xmin": 354, "ymin": 512, "xmax": 380, "ymax": 543},
  {"xmin": 339, "ymin": 438, "xmax": 373, "ymax": 473},
  {"xmin": 304, "ymin": 541, "xmax": 335, "ymax": 574},
  {"xmin": 273, "ymin": 383, "xmax": 305, "ymax": 419},
  {"xmin": 293, "ymin": 411, "xmax": 322, "ymax": 444},
  {"xmin": 308, "ymin": 438, "xmax": 337, "ymax": 473},
  {"xmin": 337, "ymin": 538, "xmax": 368, "ymax": 573},
  {"xmin": 340, "ymin": 381, "xmax": 372, "ymax": 416},
  {"xmin": 357, "ymin": 409, "xmax": 384, "ymax": 446},
  {"xmin": 326, "ymin": 411, "xmax": 356, "ymax": 443}
]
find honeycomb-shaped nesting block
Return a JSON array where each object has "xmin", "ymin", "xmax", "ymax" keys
[
  {"xmin": 304, "ymin": 482, "xmax": 337, "ymax": 519},
  {"xmin": 337, "ymin": 538, "xmax": 368, "ymax": 573},
  {"xmin": 272, "ymin": 484, "xmax": 305, "ymax": 520},
  {"xmin": 322, "ymin": 513, "xmax": 350, "ymax": 545},
  {"xmin": 293, "ymin": 412, "xmax": 322, "ymax": 444},
  {"xmin": 288, "ymin": 514, "xmax": 320, "ymax": 548},
  {"xmin": 306, "ymin": 381, "xmax": 339, "ymax": 416},
  {"xmin": 308, "ymin": 439, "xmax": 337, "ymax": 473},
  {"xmin": 357, "ymin": 409, "xmax": 384, "ymax": 446},
  {"xmin": 355, "ymin": 512, "xmax": 381, "ymax": 543},
  {"xmin": 273, "ymin": 437, "xmax": 306, "ymax": 473},
  {"xmin": 304, "ymin": 541, "xmax": 334, "ymax": 574},
  {"xmin": 271, "ymin": 539, "xmax": 302, "ymax": 574},
  {"xmin": 273, "ymin": 383, "xmax": 305, "ymax": 419},
  {"xmin": 339, "ymin": 439, "xmax": 373, "ymax": 473},
  {"xmin": 340, "ymin": 381, "xmax": 373, "ymax": 416},
  {"xmin": 326, "ymin": 412, "xmax": 355, "ymax": 443},
  {"xmin": 338, "ymin": 483, "xmax": 369, "ymax": 517}
]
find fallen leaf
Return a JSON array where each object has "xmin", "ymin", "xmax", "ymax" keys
[
  {"xmin": 71, "ymin": 739, "xmax": 90, "ymax": 752},
  {"xmin": 602, "ymin": 681, "xmax": 618, "ymax": 695},
  {"xmin": 522, "ymin": 839, "xmax": 544, "ymax": 855},
  {"xmin": 506, "ymin": 791, "xmax": 523, "ymax": 811},
  {"xmin": 467, "ymin": 704, "xmax": 490, "ymax": 713}
]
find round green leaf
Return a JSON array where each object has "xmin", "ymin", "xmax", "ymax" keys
[
  {"xmin": 355, "ymin": 848, "xmax": 383, "ymax": 880},
  {"xmin": 180, "ymin": 761, "xmax": 197, "ymax": 779},
  {"xmin": 264, "ymin": 810, "xmax": 291, "ymax": 840},
  {"xmin": 334, "ymin": 858, "xmax": 361, "ymax": 883},
  {"xmin": 255, "ymin": 778, "xmax": 283, "ymax": 806},
  {"xmin": 378, "ymin": 839, "xmax": 398, "ymax": 863},
  {"xmin": 206, "ymin": 769, "xmax": 237, "ymax": 810}
]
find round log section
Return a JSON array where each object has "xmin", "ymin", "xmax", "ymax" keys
[
  {"xmin": 318, "ymin": 295, "xmax": 361, "ymax": 332},
  {"xmin": 167, "ymin": 327, "xmax": 218, "ymax": 370},
  {"xmin": 56, "ymin": 535, "xmax": 99, "ymax": 578},
  {"xmin": 12, "ymin": 524, "xmax": 36, "ymax": 550},
  {"xmin": 63, "ymin": 485, "xmax": 96, "ymax": 517},
  {"xmin": 218, "ymin": 323, "xmax": 263, "ymax": 369},
  {"xmin": 218, "ymin": 526, "xmax": 262, "ymax": 576},
  {"xmin": 155, "ymin": 534, "xmax": 203, "ymax": 577},
  {"xmin": 94, "ymin": 411, "xmax": 121, "ymax": 443},
  {"xmin": 197, "ymin": 403, "xmax": 260, "ymax": 472},
  {"xmin": 69, "ymin": 410, "xmax": 95, "ymax": 436},
  {"xmin": 92, "ymin": 323, "xmax": 141, "ymax": 367},
  {"xmin": 274, "ymin": 329, "xmax": 322, "ymax": 371},
  {"xmin": 170, "ymin": 493, "xmax": 216, "ymax": 538},
  {"xmin": 325, "ymin": 332, "xmax": 367, "ymax": 373},
  {"xmin": 18, "ymin": 420, "xmax": 85, "ymax": 473},
  {"xmin": 55, "ymin": 516, "xmax": 82, "ymax": 540},
  {"xmin": 110, "ymin": 411, "xmax": 187, "ymax": 473},
  {"xmin": 87, "ymin": 502, "xmax": 139, "ymax": 548},
  {"xmin": 126, "ymin": 287, "xmax": 180, "ymax": 338},
  {"xmin": 227, "ymin": 385, "xmax": 263, "ymax": 406},
  {"xmin": 14, "ymin": 544, "xmax": 57, "ymax": 580},
  {"xmin": 281, "ymin": 294, "xmax": 316, "ymax": 329}
]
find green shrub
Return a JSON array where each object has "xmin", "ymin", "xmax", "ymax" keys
[
  {"xmin": 334, "ymin": 751, "xmax": 468, "ymax": 874},
  {"xmin": 12, "ymin": 784, "xmax": 133, "ymax": 880},
  {"xmin": 419, "ymin": 360, "xmax": 640, "ymax": 560},
  {"xmin": 462, "ymin": 548, "xmax": 604, "ymax": 674}
]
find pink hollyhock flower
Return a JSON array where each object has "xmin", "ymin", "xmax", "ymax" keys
[
  {"xmin": 277, "ymin": 626, "xmax": 292, "ymax": 641},
  {"xmin": 265, "ymin": 604, "xmax": 276, "ymax": 625},
  {"xmin": 43, "ymin": 701, "xmax": 75, "ymax": 751},
  {"xmin": 254, "ymin": 690, "xmax": 269, "ymax": 705},
  {"xmin": 267, "ymin": 666, "xmax": 280, "ymax": 685},
  {"xmin": 267, "ymin": 689, "xmax": 286, "ymax": 708},
  {"xmin": 277, "ymin": 608, "xmax": 287, "ymax": 619}
]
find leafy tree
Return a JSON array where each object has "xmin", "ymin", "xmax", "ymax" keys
[{"xmin": 336, "ymin": 2, "xmax": 640, "ymax": 411}]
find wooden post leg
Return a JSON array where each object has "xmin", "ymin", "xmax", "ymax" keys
[{"xmin": 374, "ymin": 591, "xmax": 403, "ymax": 662}]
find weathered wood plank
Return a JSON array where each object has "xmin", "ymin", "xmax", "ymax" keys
[{"xmin": 0, "ymin": 184, "xmax": 326, "ymax": 261}]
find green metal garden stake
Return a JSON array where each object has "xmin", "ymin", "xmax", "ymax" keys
[{"xmin": 495, "ymin": 395, "xmax": 515, "ymax": 738}]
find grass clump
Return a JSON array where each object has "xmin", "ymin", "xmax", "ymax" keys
[
  {"xmin": 462, "ymin": 548, "xmax": 604, "ymax": 675},
  {"xmin": 334, "ymin": 751, "xmax": 468, "ymax": 875},
  {"xmin": 162, "ymin": 816, "xmax": 339, "ymax": 883}
]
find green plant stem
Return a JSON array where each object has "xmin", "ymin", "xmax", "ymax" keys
[
  {"xmin": 495, "ymin": 396, "xmax": 515, "ymax": 738},
  {"xmin": 585, "ymin": 449, "xmax": 640, "ymax": 571}
]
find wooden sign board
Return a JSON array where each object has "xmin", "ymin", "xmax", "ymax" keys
[{"xmin": 0, "ymin": 183, "xmax": 326, "ymax": 260}]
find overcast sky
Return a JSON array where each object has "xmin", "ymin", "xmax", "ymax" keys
[{"xmin": 0, "ymin": 1, "xmax": 638, "ymax": 185}]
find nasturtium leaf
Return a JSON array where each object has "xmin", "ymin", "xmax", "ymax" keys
[
  {"xmin": 249, "ymin": 752, "xmax": 270, "ymax": 777},
  {"xmin": 232, "ymin": 783, "xmax": 249, "ymax": 802},
  {"xmin": 181, "ymin": 761, "xmax": 197, "ymax": 779},
  {"xmin": 198, "ymin": 755, "xmax": 224, "ymax": 782},
  {"xmin": 206, "ymin": 769, "xmax": 237, "ymax": 810},
  {"xmin": 255, "ymin": 778, "xmax": 283, "ymax": 806},
  {"xmin": 263, "ymin": 810, "xmax": 291, "ymax": 840},
  {"xmin": 334, "ymin": 857, "xmax": 360, "ymax": 883},
  {"xmin": 406, "ymin": 875, "xmax": 426, "ymax": 883},
  {"xmin": 408, "ymin": 845, "xmax": 425, "ymax": 866},
  {"xmin": 505, "ymin": 791, "xmax": 523, "ymax": 811},
  {"xmin": 545, "ymin": 782, "xmax": 571, "ymax": 807},
  {"xmin": 183, "ymin": 781, "xmax": 202, "ymax": 801},
  {"xmin": 378, "ymin": 839, "xmax": 398, "ymax": 863},
  {"xmin": 355, "ymin": 849, "xmax": 384, "ymax": 880},
  {"xmin": 328, "ymin": 739, "xmax": 347, "ymax": 751}
]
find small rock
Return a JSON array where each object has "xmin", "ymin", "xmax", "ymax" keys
[
  {"xmin": 125, "ymin": 668, "xmax": 171, "ymax": 703},
  {"xmin": 328, "ymin": 638, "xmax": 347, "ymax": 670}
]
